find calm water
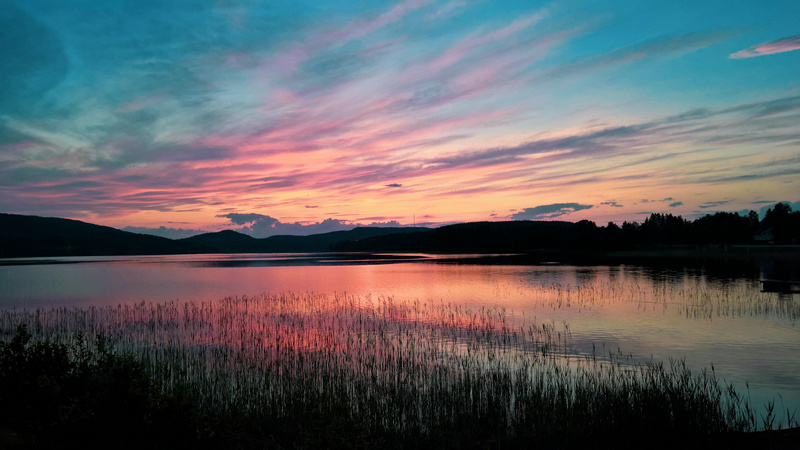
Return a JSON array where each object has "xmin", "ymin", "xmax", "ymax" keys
[{"xmin": 1, "ymin": 253, "xmax": 798, "ymax": 416}]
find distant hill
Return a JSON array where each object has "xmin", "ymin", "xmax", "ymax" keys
[
  {"xmin": 0, "ymin": 213, "xmax": 193, "ymax": 258},
  {"xmin": 333, "ymin": 221, "xmax": 581, "ymax": 253},
  {"xmin": 0, "ymin": 212, "xmax": 630, "ymax": 258},
  {"xmin": 178, "ymin": 227, "xmax": 427, "ymax": 253},
  {"xmin": 4, "ymin": 204, "xmax": 797, "ymax": 259},
  {"xmin": 0, "ymin": 213, "xmax": 429, "ymax": 258},
  {"xmin": 259, "ymin": 227, "xmax": 428, "ymax": 253},
  {"xmin": 179, "ymin": 230, "xmax": 259, "ymax": 253}
]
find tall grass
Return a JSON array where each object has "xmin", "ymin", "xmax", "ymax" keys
[
  {"xmin": 516, "ymin": 276, "xmax": 798, "ymax": 322},
  {"xmin": 1, "ymin": 291, "xmax": 790, "ymax": 448}
]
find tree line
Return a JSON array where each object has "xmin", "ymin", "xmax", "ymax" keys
[
  {"xmin": 603, "ymin": 201, "xmax": 799, "ymax": 248},
  {"xmin": 333, "ymin": 202, "xmax": 800, "ymax": 253}
]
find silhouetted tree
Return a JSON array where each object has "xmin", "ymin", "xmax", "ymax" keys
[
  {"xmin": 569, "ymin": 220, "xmax": 600, "ymax": 249},
  {"xmin": 692, "ymin": 212, "xmax": 753, "ymax": 245},
  {"xmin": 762, "ymin": 202, "xmax": 797, "ymax": 244},
  {"xmin": 602, "ymin": 222, "xmax": 622, "ymax": 249},
  {"xmin": 620, "ymin": 221, "xmax": 641, "ymax": 248},
  {"xmin": 641, "ymin": 213, "xmax": 690, "ymax": 246},
  {"xmin": 747, "ymin": 210, "xmax": 760, "ymax": 229}
]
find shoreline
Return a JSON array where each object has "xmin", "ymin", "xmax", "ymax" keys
[{"xmin": 718, "ymin": 427, "xmax": 800, "ymax": 449}]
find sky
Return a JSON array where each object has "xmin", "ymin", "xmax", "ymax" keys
[{"xmin": 1, "ymin": 0, "xmax": 799, "ymax": 238}]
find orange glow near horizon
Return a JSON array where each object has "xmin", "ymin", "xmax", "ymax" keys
[{"xmin": 2, "ymin": 1, "xmax": 797, "ymax": 235}]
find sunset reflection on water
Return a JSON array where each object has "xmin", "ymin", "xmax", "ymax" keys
[{"xmin": 1, "ymin": 254, "xmax": 798, "ymax": 416}]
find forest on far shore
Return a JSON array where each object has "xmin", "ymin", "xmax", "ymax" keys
[
  {"xmin": 1, "ymin": 202, "xmax": 798, "ymax": 258},
  {"xmin": 584, "ymin": 201, "xmax": 799, "ymax": 248},
  {"xmin": 333, "ymin": 202, "xmax": 800, "ymax": 253}
]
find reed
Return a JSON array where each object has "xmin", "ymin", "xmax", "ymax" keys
[
  {"xmin": 1, "ymin": 291, "xmax": 791, "ymax": 448},
  {"xmin": 517, "ymin": 276, "xmax": 798, "ymax": 323}
]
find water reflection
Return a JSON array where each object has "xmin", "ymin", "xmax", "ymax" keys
[{"xmin": 0, "ymin": 253, "xmax": 798, "ymax": 417}]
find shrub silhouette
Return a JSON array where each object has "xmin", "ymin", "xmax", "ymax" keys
[{"xmin": 0, "ymin": 325, "xmax": 207, "ymax": 449}]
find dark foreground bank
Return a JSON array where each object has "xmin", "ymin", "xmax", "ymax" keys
[{"xmin": 2, "ymin": 316, "xmax": 797, "ymax": 450}]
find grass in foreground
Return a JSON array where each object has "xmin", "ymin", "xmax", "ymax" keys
[{"xmin": 1, "ymin": 292, "xmax": 794, "ymax": 449}]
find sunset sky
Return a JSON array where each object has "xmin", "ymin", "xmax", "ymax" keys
[{"xmin": 2, "ymin": 0, "xmax": 799, "ymax": 238}]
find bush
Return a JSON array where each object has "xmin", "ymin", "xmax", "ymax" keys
[{"xmin": 0, "ymin": 325, "xmax": 208, "ymax": 449}]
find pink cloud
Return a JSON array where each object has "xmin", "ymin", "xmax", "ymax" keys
[
  {"xmin": 426, "ymin": 1, "xmax": 466, "ymax": 20},
  {"xmin": 272, "ymin": 45, "xmax": 310, "ymax": 74},
  {"xmin": 356, "ymin": 36, "xmax": 407, "ymax": 58},
  {"xmin": 426, "ymin": 11, "xmax": 546, "ymax": 73},
  {"xmin": 730, "ymin": 34, "xmax": 800, "ymax": 59},
  {"xmin": 270, "ymin": 89, "xmax": 300, "ymax": 107},
  {"xmin": 114, "ymin": 96, "xmax": 163, "ymax": 113},
  {"xmin": 321, "ymin": 0, "xmax": 431, "ymax": 44},
  {"xmin": 0, "ymin": 140, "xmax": 44, "ymax": 152},
  {"xmin": 261, "ymin": 0, "xmax": 430, "ymax": 78}
]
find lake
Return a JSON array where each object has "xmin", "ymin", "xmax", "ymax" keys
[{"xmin": 1, "ymin": 252, "xmax": 798, "ymax": 419}]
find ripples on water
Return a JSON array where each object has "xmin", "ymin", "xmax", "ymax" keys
[{"xmin": 0, "ymin": 254, "xmax": 798, "ymax": 421}]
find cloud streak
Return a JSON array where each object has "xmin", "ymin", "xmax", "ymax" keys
[
  {"xmin": 698, "ymin": 200, "xmax": 731, "ymax": 209},
  {"xmin": 1, "ymin": 1, "xmax": 797, "ymax": 231},
  {"xmin": 215, "ymin": 212, "xmax": 415, "ymax": 237},
  {"xmin": 730, "ymin": 34, "xmax": 800, "ymax": 59},
  {"xmin": 511, "ymin": 203, "xmax": 594, "ymax": 220},
  {"xmin": 122, "ymin": 226, "xmax": 207, "ymax": 239}
]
